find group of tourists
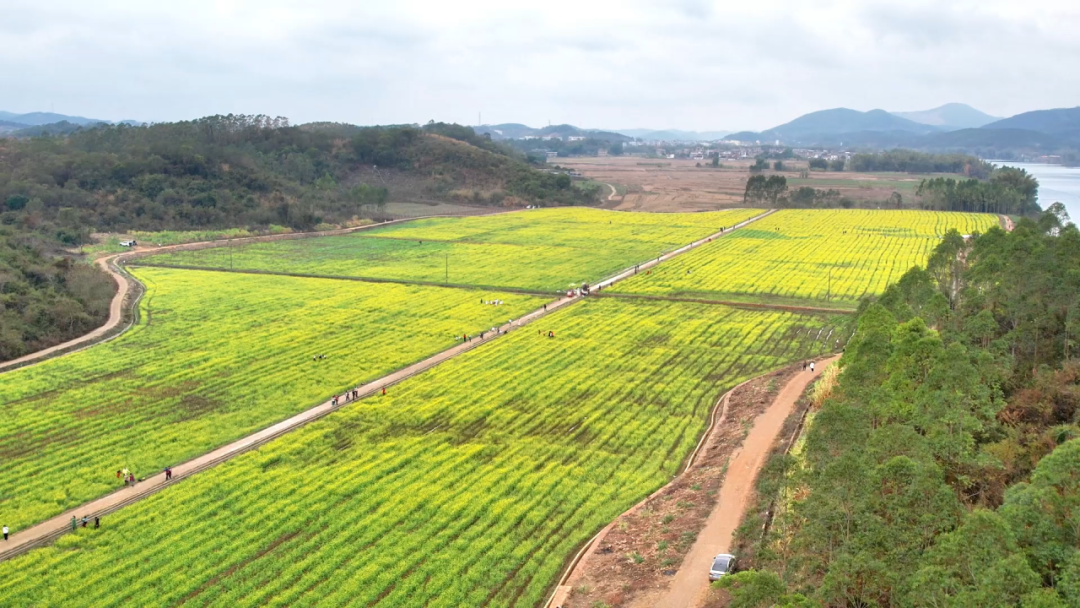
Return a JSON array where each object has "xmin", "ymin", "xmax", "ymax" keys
[
  {"xmin": 331, "ymin": 388, "xmax": 360, "ymax": 407},
  {"xmin": 69, "ymin": 516, "xmax": 99, "ymax": 531},
  {"xmin": 481, "ymin": 299, "xmax": 504, "ymax": 306},
  {"xmin": 312, "ymin": 354, "xmax": 328, "ymax": 361},
  {"xmin": 803, "ymin": 360, "xmax": 816, "ymax": 373},
  {"xmin": 117, "ymin": 468, "xmax": 136, "ymax": 486}
]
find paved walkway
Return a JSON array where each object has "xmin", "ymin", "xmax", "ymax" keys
[
  {"xmin": 0, "ymin": 210, "xmax": 775, "ymax": 563},
  {"xmin": 652, "ymin": 354, "xmax": 842, "ymax": 608},
  {"xmin": 0, "ymin": 293, "xmax": 577, "ymax": 562}
]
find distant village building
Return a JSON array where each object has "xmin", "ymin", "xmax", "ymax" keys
[{"xmin": 567, "ymin": 136, "xmax": 585, "ymax": 142}]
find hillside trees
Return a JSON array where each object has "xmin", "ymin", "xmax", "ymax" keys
[
  {"xmin": 734, "ymin": 210, "xmax": 1080, "ymax": 605},
  {"xmin": 915, "ymin": 166, "xmax": 1041, "ymax": 215},
  {"xmin": 849, "ymin": 150, "xmax": 993, "ymax": 177}
]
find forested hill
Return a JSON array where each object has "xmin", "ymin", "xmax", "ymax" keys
[
  {"xmin": 0, "ymin": 115, "xmax": 596, "ymax": 362},
  {"xmin": 0, "ymin": 115, "xmax": 597, "ymax": 238},
  {"xmin": 726, "ymin": 207, "xmax": 1080, "ymax": 607}
]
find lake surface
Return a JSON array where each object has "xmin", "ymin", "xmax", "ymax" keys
[{"xmin": 993, "ymin": 162, "xmax": 1080, "ymax": 223}]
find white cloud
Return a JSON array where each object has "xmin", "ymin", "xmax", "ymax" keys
[{"xmin": 0, "ymin": 0, "xmax": 1076, "ymax": 130}]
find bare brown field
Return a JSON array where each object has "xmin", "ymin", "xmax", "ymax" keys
[{"xmin": 560, "ymin": 157, "xmax": 943, "ymax": 213}]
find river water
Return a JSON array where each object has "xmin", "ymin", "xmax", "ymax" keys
[{"xmin": 992, "ymin": 162, "xmax": 1080, "ymax": 224}]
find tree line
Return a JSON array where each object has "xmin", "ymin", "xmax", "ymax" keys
[
  {"xmin": 916, "ymin": 167, "xmax": 1041, "ymax": 215},
  {"xmin": 848, "ymin": 150, "xmax": 994, "ymax": 178},
  {"xmin": 744, "ymin": 175, "xmax": 853, "ymax": 209},
  {"xmin": 723, "ymin": 205, "xmax": 1080, "ymax": 607}
]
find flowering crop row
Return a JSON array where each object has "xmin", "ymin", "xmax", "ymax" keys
[
  {"xmin": 0, "ymin": 267, "xmax": 543, "ymax": 531},
  {"xmin": 0, "ymin": 298, "xmax": 840, "ymax": 607},
  {"xmin": 609, "ymin": 209, "xmax": 999, "ymax": 306},
  {"xmin": 144, "ymin": 207, "xmax": 761, "ymax": 292}
]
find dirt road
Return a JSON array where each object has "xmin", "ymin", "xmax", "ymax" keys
[
  {"xmin": 0, "ymin": 255, "xmax": 132, "ymax": 373},
  {"xmin": 651, "ymin": 355, "xmax": 841, "ymax": 608},
  {"xmin": 0, "ymin": 209, "xmax": 777, "ymax": 563}
]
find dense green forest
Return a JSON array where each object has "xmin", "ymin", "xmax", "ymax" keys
[
  {"xmin": 725, "ymin": 206, "xmax": 1080, "ymax": 607},
  {"xmin": 0, "ymin": 115, "xmax": 596, "ymax": 237},
  {"xmin": 0, "ymin": 115, "xmax": 597, "ymax": 362},
  {"xmin": 916, "ymin": 167, "xmax": 1042, "ymax": 215},
  {"xmin": 0, "ymin": 227, "xmax": 114, "ymax": 360},
  {"xmin": 848, "ymin": 150, "xmax": 994, "ymax": 178}
]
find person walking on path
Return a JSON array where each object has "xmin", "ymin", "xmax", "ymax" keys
[
  {"xmin": 81, "ymin": 516, "xmax": 88, "ymax": 528},
  {"xmin": 165, "ymin": 466, "xmax": 172, "ymax": 481},
  {"xmin": 810, "ymin": 361, "xmax": 815, "ymax": 373},
  {"xmin": 3, "ymin": 525, "xmax": 8, "ymax": 540},
  {"xmin": 94, "ymin": 517, "xmax": 100, "ymax": 529},
  {"xmin": 70, "ymin": 516, "xmax": 77, "ymax": 532}
]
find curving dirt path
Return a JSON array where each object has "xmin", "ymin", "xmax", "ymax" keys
[
  {"xmin": 0, "ymin": 213, "xmax": 512, "ymax": 375},
  {"xmin": 0, "ymin": 209, "xmax": 777, "ymax": 563},
  {"xmin": 650, "ymin": 354, "xmax": 841, "ymax": 608},
  {"xmin": 0, "ymin": 255, "xmax": 132, "ymax": 373}
]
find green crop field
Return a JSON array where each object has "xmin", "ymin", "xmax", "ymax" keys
[
  {"xmin": 609, "ymin": 209, "xmax": 999, "ymax": 307},
  {"xmin": 0, "ymin": 267, "xmax": 543, "ymax": 531},
  {"xmin": 0, "ymin": 299, "xmax": 839, "ymax": 607},
  {"xmin": 142, "ymin": 207, "xmax": 761, "ymax": 292}
]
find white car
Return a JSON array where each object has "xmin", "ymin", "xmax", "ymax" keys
[{"xmin": 708, "ymin": 553, "xmax": 736, "ymax": 581}]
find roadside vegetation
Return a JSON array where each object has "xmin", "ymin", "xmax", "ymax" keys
[
  {"xmin": 0, "ymin": 267, "xmax": 543, "ymax": 531},
  {"xmin": 0, "ymin": 227, "xmax": 114, "ymax": 360},
  {"xmin": 141, "ymin": 207, "xmax": 760, "ymax": 292},
  {"xmin": 723, "ymin": 207, "xmax": 1080, "ymax": 607},
  {"xmin": 0, "ymin": 298, "xmax": 836, "ymax": 607},
  {"xmin": 609, "ymin": 209, "xmax": 998, "ymax": 308}
]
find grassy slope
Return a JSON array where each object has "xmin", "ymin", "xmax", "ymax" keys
[
  {"xmin": 140, "ymin": 208, "xmax": 761, "ymax": 292},
  {"xmin": 0, "ymin": 299, "xmax": 840, "ymax": 607},
  {"xmin": 609, "ymin": 209, "xmax": 999, "ymax": 307},
  {"xmin": 0, "ymin": 267, "xmax": 544, "ymax": 531}
]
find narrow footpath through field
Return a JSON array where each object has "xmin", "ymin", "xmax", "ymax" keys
[
  {"xmin": 650, "ymin": 354, "xmax": 841, "ymax": 608},
  {"xmin": 0, "ymin": 210, "xmax": 773, "ymax": 563}
]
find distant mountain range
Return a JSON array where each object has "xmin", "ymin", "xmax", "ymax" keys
[
  {"xmin": 0, "ymin": 111, "xmax": 139, "ymax": 136},
  {"xmin": 892, "ymin": 103, "xmax": 1000, "ymax": 130},
  {"xmin": 614, "ymin": 128, "xmax": 731, "ymax": 141},
  {"xmin": 724, "ymin": 104, "xmax": 1080, "ymax": 153},
  {"xmin": 472, "ymin": 123, "xmax": 729, "ymax": 142},
  {"xmin": 472, "ymin": 123, "xmax": 631, "ymax": 142}
]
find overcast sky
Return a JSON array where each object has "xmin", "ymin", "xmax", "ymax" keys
[{"xmin": 2, "ymin": 0, "xmax": 1078, "ymax": 131}]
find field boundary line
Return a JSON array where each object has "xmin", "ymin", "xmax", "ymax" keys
[
  {"xmin": 0, "ymin": 210, "xmax": 515, "ymax": 375},
  {"xmin": 0, "ymin": 207, "xmax": 773, "ymax": 563},
  {"xmin": 593, "ymin": 292, "xmax": 855, "ymax": 315},
  {"xmin": 125, "ymin": 263, "xmax": 561, "ymax": 297}
]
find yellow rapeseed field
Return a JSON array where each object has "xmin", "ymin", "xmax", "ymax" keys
[{"xmin": 610, "ymin": 209, "xmax": 999, "ymax": 306}]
